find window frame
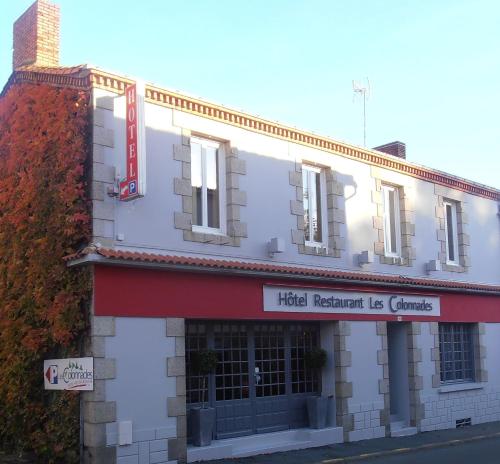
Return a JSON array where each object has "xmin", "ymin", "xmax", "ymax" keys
[
  {"xmin": 381, "ymin": 184, "xmax": 402, "ymax": 258},
  {"xmin": 302, "ymin": 164, "xmax": 328, "ymax": 249},
  {"xmin": 438, "ymin": 323, "xmax": 475, "ymax": 385},
  {"xmin": 190, "ymin": 136, "xmax": 226, "ymax": 235},
  {"xmin": 443, "ymin": 200, "xmax": 460, "ymax": 265}
]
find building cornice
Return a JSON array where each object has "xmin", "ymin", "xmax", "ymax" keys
[{"xmin": 3, "ymin": 66, "xmax": 499, "ymax": 201}]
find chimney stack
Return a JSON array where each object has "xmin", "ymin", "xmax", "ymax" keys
[
  {"xmin": 373, "ymin": 141, "xmax": 406, "ymax": 160},
  {"xmin": 13, "ymin": 0, "xmax": 60, "ymax": 70}
]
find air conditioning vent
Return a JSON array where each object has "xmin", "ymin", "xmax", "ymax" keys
[{"xmin": 456, "ymin": 418, "xmax": 471, "ymax": 428}]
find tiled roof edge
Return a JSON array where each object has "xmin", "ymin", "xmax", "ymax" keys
[{"xmin": 64, "ymin": 246, "xmax": 500, "ymax": 295}]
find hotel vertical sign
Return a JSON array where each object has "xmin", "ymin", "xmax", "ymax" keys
[{"xmin": 120, "ymin": 82, "xmax": 146, "ymax": 201}]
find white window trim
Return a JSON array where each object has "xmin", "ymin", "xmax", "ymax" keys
[
  {"xmin": 302, "ymin": 165, "xmax": 328, "ymax": 249},
  {"xmin": 443, "ymin": 200, "xmax": 459, "ymax": 265},
  {"xmin": 381, "ymin": 184, "xmax": 401, "ymax": 258},
  {"xmin": 191, "ymin": 136, "xmax": 226, "ymax": 235}
]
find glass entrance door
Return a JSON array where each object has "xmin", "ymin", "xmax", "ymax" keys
[{"xmin": 186, "ymin": 321, "xmax": 320, "ymax": 440}]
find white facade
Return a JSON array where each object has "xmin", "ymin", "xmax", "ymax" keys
[{"xmin": 80, "ymin": 78, "xmax": 500, "ymax": 464}]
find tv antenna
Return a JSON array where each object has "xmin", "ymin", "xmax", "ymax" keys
[{"xmin": 353, "ymin": 78, "xmax": 371, "ymax": 147}]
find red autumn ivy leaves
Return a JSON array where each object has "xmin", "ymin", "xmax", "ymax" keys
[{"xmin": 0, "ymin": 82, "xmax": 91, "ymax": 463}]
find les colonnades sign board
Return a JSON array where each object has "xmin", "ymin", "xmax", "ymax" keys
[
  {"xmin": 263, "ymin": 285, "xmax": 441, "ymax": 317},
  {"xmin": 44, "ymin": 357, "xmax": 94, "ymax": 391}
]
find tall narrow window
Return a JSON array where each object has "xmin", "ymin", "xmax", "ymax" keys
[
  {"xmin": 382, "ymin": 184, "xmax": 401, "ymax": 257},
  {"xmin": 302, "ymin": 165, "xmax": 326, "ymax": 246},
  {"xmin": 191, "ymin": 137, "xmax": 222, "ymax": 231},
  {"xmin": 443, "ymin": 201, "xmax": 459, "ymax": 265}
]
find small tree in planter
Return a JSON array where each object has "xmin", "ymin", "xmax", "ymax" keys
[
  {"xmin": 190, "ymin": 349, "xmax": 218, "ymax": 446},
  {"xmin": 304, "ymin": 347, "xmax": 328, "ymax": 429}
]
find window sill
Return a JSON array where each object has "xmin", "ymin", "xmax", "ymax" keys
[
  {"xmin": 192, "ymin": 225, "xmax": 225, "ymax": 236},
  {"xmin": 438, "ymin": 382, "xmax": 483, "ymax": 394}
]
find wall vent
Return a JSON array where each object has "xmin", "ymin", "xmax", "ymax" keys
[{"xmin": 456, "ymin": 418, "xmax": 471, "ymax": 428}]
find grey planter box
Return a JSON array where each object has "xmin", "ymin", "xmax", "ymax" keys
[
  {"xmin": 191, "ymin": 407, "xmax": 215, "ymax": 446},
  {"xmin": 307, "ymin": 396, "xmax": 328, "ymax": 429}
]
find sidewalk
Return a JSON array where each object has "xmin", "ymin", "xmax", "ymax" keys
[
  {"xmin": 2, "ymin": 422, "xmax": 500, "ymax": 463},
  {"xmin": 209, "ymin": 421, "xmax": 500, "ymax": 464}
]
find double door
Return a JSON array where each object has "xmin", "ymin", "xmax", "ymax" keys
[{"xmin": 186, "ymin": 321, "xmax": 320, "ymax": 440}]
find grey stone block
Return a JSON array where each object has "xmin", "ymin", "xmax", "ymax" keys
[
  {"xmin": 95, "ymin": 95, "xmax": 114, "ymax": 111},
  {"xmin": 91, "ymin": 317, "xmax": 115, "ymax": 337},
  {"xmin": 150, "ymin": 451, "xmax": 168, "ymax": 464},
  {"xmin": 117, "ymin": 455, "xmax": 138, "ymax": 464},
  {"xmin": 93, "ymin": 127, "xmax": 114, "ymax": 148},
  {"xmin": 175, "ymin": 337, "xmax": 185, "ymax": 357},
  {"xmin": 289, "ymin": 170, "xmax": 302, "ymax": 187},
  {"xmin": 291, "ymin": 229, "xmax": 304, "ymax": 245},
  {"xmin": 93, "ymin": 108, "xmax": 107, "ymax": 127},
  {"xmin": 94, "ymin": 358, "xmax": 116, "ymax": 380},
  {"xmin": 174, "ymin": 178, "xmax": 192, "ymax": 197},
  {"xmin": 82, "ymin": 379, "xmax": 106, "ymax": 402},
  {"xmin": 177, "ymin": 415, "xmax": 187, "ymax": 438},
  {"xmin": 173, "ymin": 144, "xmax": 190, "ymax": 162},
  {"xmin": 117, "ymin": 443, "xmax": 139, "ymax": 457},
  {"xmin": 176, "ymin": 376, "xmax": 186, "ymax": 396},
  {"xmin": 227, "ymin": 157, "xmax": 246, "ymax": 174},
  {"xmin": 290, "ymin": 200, "xmax": 304, "ymax": 216},
  {"xmin": 227, "ymin": 189, "xmax": 247, "ymax": 206},
  {"xmin": 91, "ymin": 181, "xmax": 105, "ymax": 201},
  {"xmin": 166, "ymin": 318, "xmax": 185, "ymax": 337},
  {"xmin": 84, "ymin": 422, "xmax": 107, "ymax": 447},
  {"xmin": 93, "ymin": 163, "xmax": 116, "ymax": 183},
  {"xmin": 228, "ymin": 221, "xmax": 247, "ymax": 238},
  {"xmin": 134, "ymin": 428, "xmax": 156, "ymax": 442},
  {"xmin": 93, "ymin": 219, "xmax": 114, "ymax": 239},
  {"xmin": 91, "ymin": 336, "xmax": 106, "ymax": 358},
  {"xmin": 93, "ymin": 200, "xmax": 114, "ymax": 221},
  {"xmin": 167, "ymin": 396, "xmax": 186, "ymax": 417},
  {"xmin": 168, "ymin": 437, "xmax": 187, "ymax": 462},
  {"xmin": 84, "ymin": 401, "xmax": 116, "ymax": 424},
  {"xmin": 84, "ymin": 445, "xmax": 116, "ymax": 464},
  {"xmin": 173, "ymin": 212, "xmax": 192, "ymax": 231},
  {"xmin": 139, "ymin": 441, "xmax": 149, "ymax": 463},
  {"xmin": 155, "ymin": 426, "xmax": 177, "ymax": 440},
  {"xmin": 167, "ymin": 356, "xmax": 186, "ymax": 377},
  {"xmin": 149, "ymin": 439, "xmax": 168, "ymax": 453}
]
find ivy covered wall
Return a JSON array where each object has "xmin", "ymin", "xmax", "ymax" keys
[{"xmin": 0, "ymin": 82, "xmax": 92, "ymax": 463}]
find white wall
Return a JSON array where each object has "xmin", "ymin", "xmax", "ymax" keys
[
  {"xmin": 346, "ymin": 322, "xmax": 385, "ymax": 441},
  {"xmin": 92, "ymin": 87, "xmax": 500, "ymax": 285}
]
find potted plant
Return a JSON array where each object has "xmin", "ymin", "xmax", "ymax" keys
[
  {"xmin": 304, "ymin": 347, "xmax": 328, "ymax": 429},
  {"xmin": 190, "ymin": 349, "xmax": 218, "ymax": 446}
]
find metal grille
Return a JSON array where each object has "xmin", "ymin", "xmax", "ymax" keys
[
  {"xmin": 290, "ymin": 324, "xmax": 320, "ymax": 394},
  {"xmin": 186, "ymin": 322, "xmax": 208, "ymax": 404},
  {"xmin": 214, "ymin": 323, "xmax": 249, "ymax": 401},
  {"xmin": 254, "ymin": 324, "xmax": 286, "ymax": 397},
  {"xmin": 439, "ymin": 323, "xmax": 474, "ymax": 383}
]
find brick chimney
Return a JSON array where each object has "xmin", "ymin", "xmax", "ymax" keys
[
  {"xmin": 373, "ymin": 141, "xmax": 406, "ymax": 159},
  {"xmin": 13, "ymin": 0, "xmax": 60, "ymax": 70}
]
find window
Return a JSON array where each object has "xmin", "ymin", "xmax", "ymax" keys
[
  {"xmin": 381, "ymin": 184, "xmax": 401, "ymax": 257},
  {"xmin": 191, "ymin": 137, "xmax": 224, "ymax": 233},
  {"xmin": 302, "ymin": 165, "xmax": 327, "ymax": 247},
  {"xmin": 443, "ymin": 200, "xmax": 459, "ymax": 265},
  {"xmin": 439, "ymin": 323, "xmax": 474, "ymax": 383}
]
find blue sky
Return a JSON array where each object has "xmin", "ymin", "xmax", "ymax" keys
[{"xmin": 1, "ymin": 0, "xmax": 499, "ymax": 188}]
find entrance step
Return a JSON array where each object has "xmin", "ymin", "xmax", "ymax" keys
[
  {"xmin": 187, "ymin": 426, "xmax": 344, "ymax": 462},
  {"xmin": 390, "ymin": 421, "xmax": 417, "ymax": 437}
]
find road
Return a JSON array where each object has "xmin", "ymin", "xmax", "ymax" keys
[{"xmin": 357, "ymin": 436, "xmax": 500, "ymax": 464}]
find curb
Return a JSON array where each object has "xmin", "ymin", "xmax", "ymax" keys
[{"xmin": 322, "ymin": 431, "xmax": 500, "ymax": 463}]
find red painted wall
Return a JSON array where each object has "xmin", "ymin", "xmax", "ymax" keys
[{"xmin": 94, "ymin": 265, "xmax": 500, "ymax": 322}]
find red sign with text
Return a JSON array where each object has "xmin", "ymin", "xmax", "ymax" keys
[{"xmin": 120, "ymin": 83, "xmax": 143, "ymax": 200}]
